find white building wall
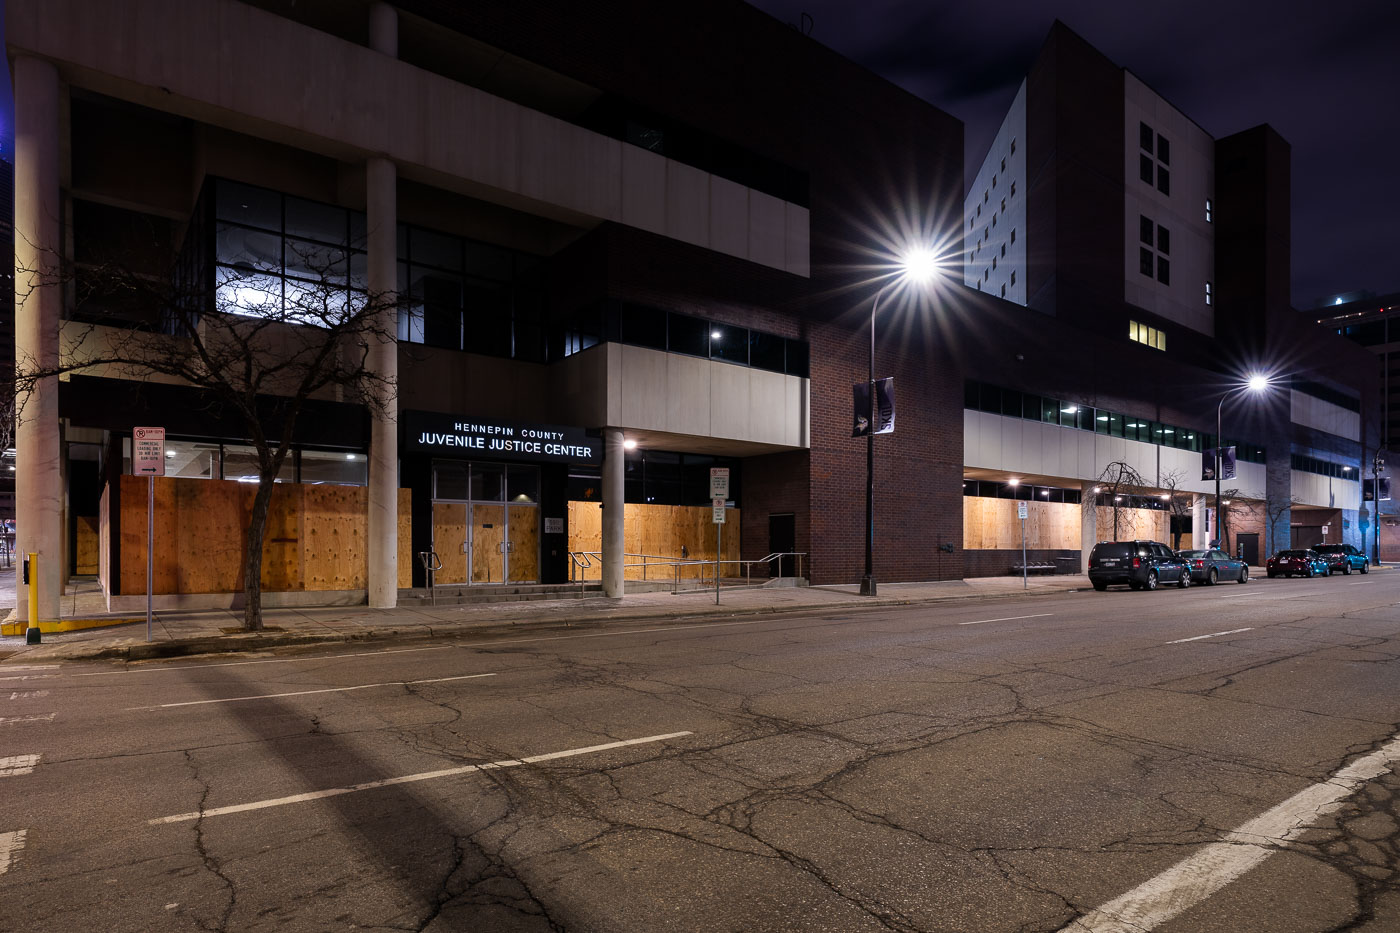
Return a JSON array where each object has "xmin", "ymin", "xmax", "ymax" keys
[
  {"xmin": 1122, "ymin": 72, "xmax": 1215, "ymax": 337},
  {"xmin": 963, "ymin": 81, "xmax": 1027, "ymax": 305},
  {"xmin": 1290, "ymin": 390, "xmax": 1361, "ymax": 441}
]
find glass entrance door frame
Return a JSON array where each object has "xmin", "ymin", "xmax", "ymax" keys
[{"xmin": 431, "ymin": 460, "xmax": 540, "ymax": 585}]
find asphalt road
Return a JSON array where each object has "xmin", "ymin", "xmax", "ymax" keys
[{"xmin": 2, "ymin": 571, "xmax": 1399, "ymax": 932}]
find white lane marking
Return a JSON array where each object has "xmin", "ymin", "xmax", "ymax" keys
[
  {"xmin": 1349, "ymin": 582, "xmax": 1371, "ymax": 586},
  {"xmin": 0, "ymin": 665, "xmax": 60, "ymax": 672},
  {"xmin": 150, "ymin": 731, "xmax": 693, "ymax": 824},
  {"xmin": 1060, "ymin": 733, "xmax": 1400, "ymax": 932},
  {"xmin": 1220, "ymin": 591, "xmax": 1320, "ymax": 599},
  {"xmin": 1166, "ymin": 627, "xmax": 1254, "ymax": 645},
  {"xmin": 9, "ymin": 691, "xmax": 50, "ymax": 700},
  {"xmin": 126, "ymin": 672, "xmax": 497, "ymax": 711},
  {"xmin": 0, "ymin": 830, "xmax": 26, "ymax": 875},
  {"xmin": 0, "ymin": 675, "xmax": 55, "ymax": 683},
  {"xmin": 0, "ymin": 714, "xmax": 56, "ymax": 726},
  {"xmin": 958, "ymin": 613, "xmax": 1054, "ymax": 626},
  {"xmin": 76, "ymin": 644, "xmax": 458, "ymax": 676},
  {"xmin": 0, "ymin": 755, "xmax": 40, "ymax": 777}
]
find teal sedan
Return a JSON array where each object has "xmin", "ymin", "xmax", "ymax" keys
[{"xmin": 1313, "ymin": 543, "xmax": 1370, "ymax": 575}]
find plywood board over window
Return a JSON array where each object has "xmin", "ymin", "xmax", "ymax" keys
[{"xmin": 567, "ymin": 501, "xmax": 741, "ymax": 581}]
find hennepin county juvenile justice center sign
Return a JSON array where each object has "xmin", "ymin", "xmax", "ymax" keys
[{"xmin": 402, "ymin": 411, "xmax": 602, "ymax": 465}]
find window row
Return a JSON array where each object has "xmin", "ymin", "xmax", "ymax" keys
[
  {"xmin": 557, "ymin": 299, "xmax": 810, "ymax": 378},
  {"xmin": 432, "ymin": 462, "xmax": 539, "ymax": 503},
  {"xmin": 568, "ymin": 451, "xmax": 744, "ymax": 507},
  {"xmin": 125, "ymin": 438, "xmax": 367, "ymax": 486},
  {"xmin": 963, "ymin": 379, "xmax": 1267, "ymax": 462},
  {"xmin": 1291, "ymin": 454, "xmax": 1355, "ymax": 479},
  {"xmin": 1130, "ymin": 320, "xmax": 1166, "ymax": 351},
  {"xmin": 1139, "ymin": 121, "xmax": 1171, "ymax": 196},
  {"xmin": 962, "ymin": 480, "xmax": 1082, "ymax": 503}
]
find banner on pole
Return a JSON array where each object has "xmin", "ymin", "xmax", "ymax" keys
[
  {"xmin": 1202, "ymin": 446, "xmax": 1237, "ymax": 481},
  {"xmin": 874, "ymin": 377, "xmax": 895, "ymax": 435},
  {"xmin": 852, "ymin": 381, "xmax": 871, "ymax": 437}
]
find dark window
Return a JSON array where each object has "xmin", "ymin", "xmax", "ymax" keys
[
  {"xmin": 964, "ymin": 380, "xmax": 980, "ymax": 410},
  {"xmin": 1140, "ymin": 248, "xmax": 1154, "ymax": 277},
  {"xmin": 285, "ymin": 197, "xmax": 348, "ymax": 245},
  {"xmin": 216, "ymin": 181, "xmax": 280, "ymax": 232},
  {"xmin": 667, "ymin": 313, "xmax": 709, "ymax": 357},
  {"xmin": 1140, "ymin": 154, "xmax": 1154, "ymax": 184},
  {"xmin": 709, "ymin": 323, "xmax": 749, "ymax": 365},
  {"xmin": 1000, "ymin": 157, "xmax": 1006, "ymax": 172},
  {"xmin": 979, "ymin": 384, "xmax": 1002, "ymax": 414},
  {"xmin": 1140, "ymin": 215, "xmax": 1153, "ymax": 244},
  {"xmin": 1108, "ymin": 413, "xmax": 1124, "ymax": 437},
  {"xmin": 1001, "ymin": 283, "xmax": 1006, "ymax": 297},
  {"xmin": 1157, "ymin": 225, "xmax": 1170, "ymax": 255},
  {"xmin": 1157, "ymin": 257, "xmax": 1171, "ymax": 285},
  {"xmin": 749, "ymin": 331, "xmax": 786, "ymax": 372},
  {"xmin": 1010, "ymin": 271, "xmax": 1016, "ymax": 285},
  {"xmin": 621, "ymin": 303, "xmax": 667, "ymax": 351},
  {"xmin": 1157, "ymin": 134, "xmax": 1170, "ymax": 165},
  {"xmin": 784, "ymin": 339, "xmax": 809, "ymax": 377},
  {"xmin": 1157, "ymin": 166, "xmax": 1171, "ymax": 195},
  {"xmin": 1001, "ymin": 243, "xmax": 1006, "ymax": 257},
  {"xmin": 1140, "ymin": 122, "xmax": 1154, "ymax": 152},
  {"xmin": 1002, "ymin": 389, "xmax": 1024, "ymax": 418},
  {"xmin": 1010, "ymin": 228, "xmax": 1016, "ymax": 243},
  {"xmin": 1010, "ymin": 181, "xmax": 1016, "ymax": 197}
]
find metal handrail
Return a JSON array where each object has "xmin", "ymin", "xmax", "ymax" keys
[
  {"xmin": 418, "ymin": 550, "xmax": 442, "ymax": 605},
  {"xmin": 565, "ymin": 550, "xmax": 807, "ymax": 594}
]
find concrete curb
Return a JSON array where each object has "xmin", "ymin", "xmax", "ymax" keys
[{"xmin": 2, "ymin": 582, "xmax": 1087, "ymax": 664}]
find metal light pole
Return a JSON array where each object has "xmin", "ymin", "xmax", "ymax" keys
[
  {"xmin": 1213, "ymin": 375, "xmax": 1271, "ymax": 554},
  {"xmin": 858, "ymin": 250, "xmax": 938, "ymax": 597},
  {"xmin": 860, "ymin": 283, "xmax": 891, "ymax": 597},
  {"xmin": 1373, "ymin": 450, "xmax": 1385, "ymax": 567}
]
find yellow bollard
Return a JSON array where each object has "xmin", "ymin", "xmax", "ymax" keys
[{"xmin": 26, "ymin": 552, "xmax": 40, "ymax": 644}]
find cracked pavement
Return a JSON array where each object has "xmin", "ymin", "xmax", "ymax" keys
[{"xmin": 2, "ymin": 572, "xmax": 1399, "ymax": 931}]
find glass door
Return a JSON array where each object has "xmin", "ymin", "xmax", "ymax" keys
[{"xmin": 431, "ymin": 460, "xmax": 540, "ymax": 586}]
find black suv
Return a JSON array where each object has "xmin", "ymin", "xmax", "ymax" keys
[{"xmin": 1088, "ymin": 540, "xmax": 1190, "ymax": 591}]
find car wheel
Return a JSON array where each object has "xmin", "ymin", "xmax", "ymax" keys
[
  {"xmin": 1362, "ymin": 562, "xmax": 1369, "ymax": 574},
  {"xmin": 1305, "ymin": 567, "xmax": 1313, "ymax": 578},
  {"xmin": 1145, "ymin": 571, "xmax": 1158, "ymax": 591},
  {"xmin": 1343, "ymin": 563, "xmax": 1351, "ymax": 575},
  {"xmin": 1238, "ymin": 567, "xmax": 1249, "ymax": 584},
  {"xmin": 1208, "ymin": 568, "xmax": 1218, "ymax": 585},
  {"xmin": 1178, "ymin": 570, "xmax": 1190, "ymax": 589},
  {"xmin": 1326, "ymin": 566, "xmax": 1333, "ymax": 576},
  {"xmin": 1093, "ymin": 582, "xmax": 1107, "ymax": 591}
]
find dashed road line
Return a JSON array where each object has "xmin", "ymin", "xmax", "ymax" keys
[
  {"xmin": 8, "ymin": 691, "xmax": 50, "ymax": 700},
  {"xmin": 125, "ymin": 672, "xmax": 498, "ymax": 710},
  {"xmin": 1060, "ymin": 733, "xmax": 1400, "ymax": 932},
  {"xmin": 0, "ymin": 830, "xmax": 26, "ymax": 875},
  {"xmin": 150, "ymin": 731, "xmax": 694, "ymax": 824},
  {"xmin": 1166, "ymin": 627, "xmax": 1254, "ymax": 645},
  {"xmin": 0, "ymin": 714, "xmax": 56, "ymax": 726},
  {"xmin": 959, "ymin": 613, "xmax": 1054, "ymax": 626},
  {"xmin": 0, "ymin": 665, "xmax": 60, "ymax": 672},
  {"xmin": 0, "ymin": 755, "xmax": 40, "ymax": 777},
  {"xmin": 0, "ymin": 675, "xmax": 55, "ymax": 683}
]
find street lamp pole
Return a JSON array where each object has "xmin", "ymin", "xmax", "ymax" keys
[
  {"xmin": 1214, "ymin": 375, "xmax": 1271, "ymax": 554},
  {"xmin": 860, "ymin": 283, "xmax": 891, "ymax": 597}
]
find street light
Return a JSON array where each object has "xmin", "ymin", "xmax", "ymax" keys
[
  {"xmin": 860, "ymin": 248, "xmax": 940, "ymax": 596},
  {"xmin": 1214, "ymin": 374, "xmax": 1271, "ymax": 552}
]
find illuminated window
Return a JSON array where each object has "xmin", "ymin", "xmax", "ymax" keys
[
  {"xmin": 1130, "ymin": 320, "xmax": 1166, "ymax": 352},
  {"xmin": 1206, "ymin": 281, "xmax": 1213, "ymax": 306},
  {"xmin": 1205, "ymin": 198, "xmax": 1214, "ymax": 223}
]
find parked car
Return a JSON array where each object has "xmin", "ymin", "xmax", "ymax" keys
[
  {"xmin": 1088, "ymin": 540, "xmax": 1191, "ymax": 591},
  {"xmin": 1312, "ymin": 543, "xmax": 1369, "ymax": 575},
  {"xmin": 1266, "ymin": 549, "xmax": 1331, "ymax": 578},
  {"xmin": 1176, "ymin": 548, "xmax": 1249, "ymax": 585}
]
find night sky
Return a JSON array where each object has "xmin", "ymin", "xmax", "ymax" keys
[{"xmin": 747, "ymin": 0, "xmax": 1400, "ymax": 310}]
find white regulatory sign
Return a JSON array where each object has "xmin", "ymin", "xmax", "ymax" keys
[
  {"xmin": 709, "ymin": 467, "xmax": 730, "ymax": 500},
  {"xmin": 133, "ymin": 426, "xmax": 166, "ymax": 476},
  {"xmin": 1017, "ymin": 501, "xmax": 1028, "ymax": 520},
  {"xmin": 712, "ymin": 498, "xmax": 727, "ymax": 523}
]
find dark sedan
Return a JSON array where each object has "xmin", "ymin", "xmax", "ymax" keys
[
  {"xmin": 1313, "ymin": 543, "xmax": 1370, "ymax": 575},
  {"xmin": 1266, "ymin": 549, "xmax": 1331, "ymax": 578},
  {"xmin": 1177, "ymin": 548, "xmax": 1249, "ymax": 584}
]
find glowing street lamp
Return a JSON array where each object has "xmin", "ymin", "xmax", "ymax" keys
[
  {"xmin": 1214, "ymin": 374, "xmax": 1271, "ymax": 550},
  {"xmin": 859, "ymin": 248, "xmax": 942, "ymax": 596}
]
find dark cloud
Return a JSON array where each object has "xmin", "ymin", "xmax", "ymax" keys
[{"xmin": 747, "ymin": 0, "xmax": 1400, "ymax": 306}]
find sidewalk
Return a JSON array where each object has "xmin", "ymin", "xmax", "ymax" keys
[{"xmin": 0, "ymin": 573, "xmax": 1091, "ymax": 663}]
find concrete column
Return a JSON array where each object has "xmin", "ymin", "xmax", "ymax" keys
[
  {"xmin": 602, "ymin": 429, "xmax": 625, "ymax": 597},
  {"xmin": 366, "ymin": 157, "xmax": 398, "ymax": 607},
  {"xmin": 1080, "ymin": 481, "xmax": 1098, "ymax": 573},
  {"xmin": 1192, "ymin": 494, "xmax": 1207, "ymax": 549},
  {"xmin": 369, "ymin": 2, "xmax": 398, "ymax": 56},
  {"xmin": 14, "ymin": 57, "xmax": 63, "ymax": 623}
]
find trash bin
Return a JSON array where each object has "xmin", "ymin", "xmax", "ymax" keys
[{"xmin": 1055, "ymin": 557, "xmax": 1079, "ymax": 575}]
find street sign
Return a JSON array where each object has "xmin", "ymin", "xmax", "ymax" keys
[
  {"xmin": 133, "ymin": 426, "xmax": 166, "ymax": 476},
  {"xmin": 1322, "ymin": 524, "xmax": 1330, "ymax": 536},
  {"xmin": 709, "ymin": 467, "xmax": 730, "ymax": 500},
  {"xmin": 712, "ymin": 498, "xmax": 726, "ymax": 523},
  {"xmin": 1017, "ymin": 501, "xmax": 1028, "ymax": 520}
]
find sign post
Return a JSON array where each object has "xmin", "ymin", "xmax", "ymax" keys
[
  {"xmin": 133, "ymin": 427, "xmax": 166, "ymax": 641},
  {"xmin": 1017, "ymin": 500, "xmax": 1028, "ymax": 589},
  {"xmin": 710, "ymin": 468, "xmax": 730, "ymax": 605}
]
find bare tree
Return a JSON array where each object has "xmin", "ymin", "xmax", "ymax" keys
[
  {"xmin": 1084, "ymin": 461, "xmax": 1151, "ymax": 542},
  {"xmin": 1263, "ymin": 492, "xmax": 1301, "ymax": 559},
  {"xmin": 15, "ymin": 234, "xmax": 398, "ymax": 631},
  {"xmin": 1215, "ymin": 487, "xmax": 1260, "ymax": 556},
  {"xmin": 1158, "ymin": 469, "xmax": 1195, "ymax": 550}
]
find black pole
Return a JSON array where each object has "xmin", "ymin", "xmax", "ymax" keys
[
  {"xmin": 861, "ymin": 289, "xmax": 879, "ymax": 596},
  {"xmin": 1215, "ymin": 395, "xmax": 1223, "ymax": 550}
]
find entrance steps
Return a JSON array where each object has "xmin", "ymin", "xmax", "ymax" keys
[{"xmin": 398, "ymin": 582, "xmax": 602, "ymax": 607}]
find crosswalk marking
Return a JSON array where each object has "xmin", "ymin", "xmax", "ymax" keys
[
  {"xmin": 0, "ymin": 755, "xmax": 40, "ymax": 777},
  {"xmin": 0, "ymin": 830, "xmax": 26, "ymax": 875}
]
